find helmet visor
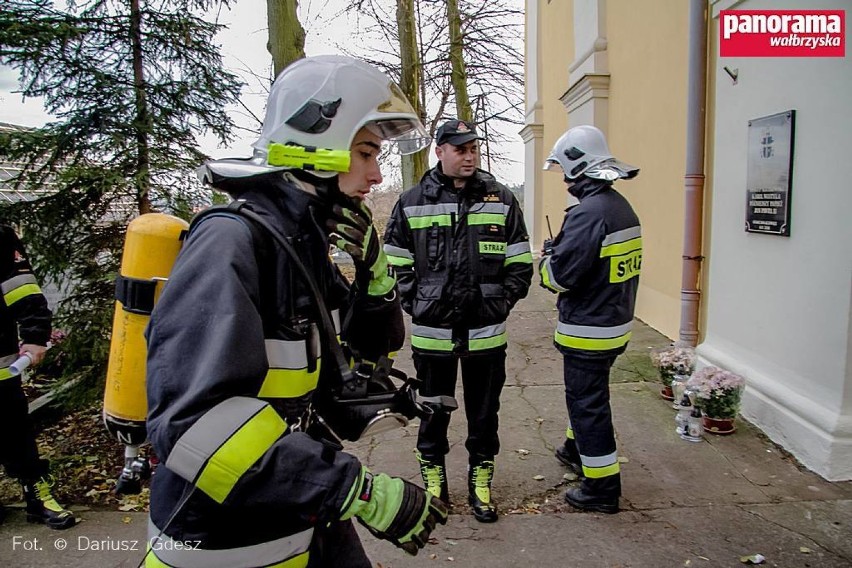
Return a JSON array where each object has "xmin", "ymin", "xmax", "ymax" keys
[
  {"xmin": 366, "ymin": 119, "xmax": 431, "ymax": 155},
  {"xmin": 543, "ymin": 158, "xmax": 564, "ymax": 173}
]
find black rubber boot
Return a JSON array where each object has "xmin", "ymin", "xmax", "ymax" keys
[
  {"xmin": 468, "ymin": 458, "xmax": 498, "ymax": 523},
  {"xmin": 554, "ymin": 440, "xmax": 583, "ymax": 477},
  {"xmin": 564, "ymin": 485, "xmax": 619, "ymax": 514},
  {"xmin": 0, "ymin": 503, "xmax": 5, "ymax": 525},
  {"xmin": 416, "ymin": 452, "xmax": 449, "ymax": 504},
  {"xmin": 22, "ymin": 477, "xmax": 76, "ymax": 530}
]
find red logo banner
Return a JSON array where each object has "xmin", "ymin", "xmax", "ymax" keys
[{"xmin": 720, "ymin": 10, "xmax": 845, "ymax": 57}]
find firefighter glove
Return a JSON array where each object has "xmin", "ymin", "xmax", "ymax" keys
[
  {"xmin": 341, "ymin": 467, "xmax": 448, "ymax": 556},
  {"xmin": 327, "ymin": 201, "xmax": 396, "ymax": 296}
]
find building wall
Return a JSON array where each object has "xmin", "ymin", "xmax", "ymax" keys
[
  {"xmin": 525, "ymin": 0, "xmax": 689, "ymax": 340},
  {"xmin": 606, "ymin": 1, "xmax": 689, "ymax": 340},
  {"xmin": 523, "ymin": 0, "xmax": 572, "ymax": 251},
  {"xmin": 527, "ymin": 0, "xmax": 852, "ymax": 479},
  {"xmin": 701, "ymin": 0, "xmax": 852, "ymax": 480}
]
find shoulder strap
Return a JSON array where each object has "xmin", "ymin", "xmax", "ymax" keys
[{"xmin": 190, "ymin": 202, "xmax": 354, "ymax": 386}]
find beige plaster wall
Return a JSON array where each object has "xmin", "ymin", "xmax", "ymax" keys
[{"xmin": 606, "ymin": 1, "xmax": 690, "ymax": 340}]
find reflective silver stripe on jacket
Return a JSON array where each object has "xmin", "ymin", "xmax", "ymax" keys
[
  {"xmin": 468, "ymin": 323, "xmax": 506, "ymax": 340},
  {"xmin": 165, "ymin": 397, "xmax": 282, "ymax": 486},
  {"xmin": 383, "ymin": 244, "xmax": 414, "ymax": 260},
  {"xmin": 505, "ymin": 242, "xmax": 531, "ymax": 258},
  {"xmin": 1, "ymin": 273, "xmax": 37, "ymax": 294},
  {"xmin": 403, "ymin": 203, "xmax": 459, "ymax": 218},
  {"xmin": 556, "ymin": 321, "xmax": 633, "ymax": 339},
  {"xmin": 411, "ymin": 325, "xmax": 452, "ymax": 340},
  {"xmin": 601, "ymin": 226, "xmax": 641, "ymax": 247},
  {"xmin": 265, "ymin": 339, "xmax": 309, "ymax": 369},
  {"xmin": 330, "ymin": 309, "xmax": 341, "ymax": 335},
  {"xmin": 148, "ymin": 519, "xmax": 313, "ymax": 568},
  {"xmin": 540, "ymin": 256, "xmax": 569, "ymax": 292},
  {"xmin": 468, "ymin": 202, "xmax": 510, "ymax": 215}
]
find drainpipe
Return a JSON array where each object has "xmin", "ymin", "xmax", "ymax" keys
[{"xmin": 680, "ymin": 0, "xmax": 708, "ymax": 347}]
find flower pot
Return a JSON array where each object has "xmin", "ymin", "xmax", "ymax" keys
[
  {"xmin": 702, "ymin": 416, "xmax": 736, "ymax": 435},
  {"xmin": 660, "ymin": 385, "xmax": 674, "ymax": 401}
]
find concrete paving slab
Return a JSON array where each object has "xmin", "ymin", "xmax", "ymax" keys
[{"xmin": 2, "ymin": 284, "xmax": 850, "ymax": 567}]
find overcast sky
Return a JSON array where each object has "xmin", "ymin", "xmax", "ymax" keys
[{"xmin": 0, "ymin": 0, "xmax": 524, "ymax": 185}]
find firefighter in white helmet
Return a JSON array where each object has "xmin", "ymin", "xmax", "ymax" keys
[
  {"xmin": 539, "ymin": 125, "xmax": 641, "ymax": 514},
  {"xmin": 146, "ymin": 55, "xmax": 446, "ymax": 568}
]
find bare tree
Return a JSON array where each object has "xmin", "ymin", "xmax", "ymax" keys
[
  {"xmin": 341, "ymin": 0, "xmax": 523, "ymax": 181},
  {"xmin": 267, "ymin": 0, "xmax": 306, "ymax": 77},
  {"xmin": 397, "ymin": 0, "xmax": 429, "ymax": 188},
  {"xmin": 447, "ymin": 0, "xmax": 472, "ymax": 122}
]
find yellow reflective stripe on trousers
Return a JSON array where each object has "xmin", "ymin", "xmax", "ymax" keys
[
  {"xmin": 165, "ymin": 398, "xmax": 287, "ymax": 504},
  {"xmin": 554, "ymin": 321, "xmax": 633, "ymax": 351},
  {"xmin": 580, "ymin": 451, "xmax": 620, "ymax": 479},
  {"xmin": 147, "ymin": 520, "xmax": 311, "ymax": 568}
]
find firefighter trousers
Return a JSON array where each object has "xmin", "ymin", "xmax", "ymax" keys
[
  {"xmin": 562, "ymin": 354, "xmax": 621, "ymax": 497},
  {"xmin": 0, "ymin": 376, "xmax": 48, "ymax": 481},
  {"xmin": 413, "ymin": 347, "xmax": 507, "ymax": 461}
]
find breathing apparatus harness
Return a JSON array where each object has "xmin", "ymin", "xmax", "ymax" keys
[
  {"xmin": 138, "ymin": 200, "xmax": 430, "ymax": 567},
  {"xmin": 221, "ymin": 201, "xmax": 431, "ymax": 443}
]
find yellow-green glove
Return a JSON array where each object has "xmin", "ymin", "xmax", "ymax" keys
[
  {"xmin": 341, "ymin": 467, "xmax": 448, "ymax": 555},
  {"xmin": 326, "ymin": 200, "xmax": 396, "ymax": 296}
]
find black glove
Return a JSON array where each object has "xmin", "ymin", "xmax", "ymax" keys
[
  {"xmin": 341, "ymin": 467, "xmax": 449, "ymax": 555},
  {"xmin": 326, "ymin": 201, "xmax": 395, "ymax": 296}
]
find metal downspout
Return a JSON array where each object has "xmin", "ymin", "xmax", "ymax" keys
[{"xmin": 680, "ymin": 0, "xmax": 709, "ymax": 346}]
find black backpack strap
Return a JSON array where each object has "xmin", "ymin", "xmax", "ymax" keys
[{"xmin": 189, "ymin": 202, "xmax": 354, "ymax": 388}]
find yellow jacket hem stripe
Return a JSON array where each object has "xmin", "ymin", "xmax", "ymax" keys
[
  {"xmin": 554, "ymin": 331, "xmax": 632, "ymax": 351},
  {"xmin": 147, "ymin": 520, "xmax": 312, "ymax": 568},
  {"xmin": 258, "ymin": 367, "xmax": 320, "ymax": 399}
]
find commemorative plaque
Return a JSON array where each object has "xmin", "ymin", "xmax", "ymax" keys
[{"xmin": 745, "ymin": 110, "xmax": 795, "ymax": 236}]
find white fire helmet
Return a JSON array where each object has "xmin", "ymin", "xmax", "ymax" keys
[
  {"xmin": 253, "ymin": 55, "xmax": 429, "ymax": 173},
  {"xmin": 543, "ymin": 125, "xmax": 638, "ymax": 181}
]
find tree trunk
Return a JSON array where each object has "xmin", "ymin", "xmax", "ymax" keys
[
  {"xmin": 447, "ymin": 0, "xmax": 472, "ymax": 122},
  {"xmin": 267, "ymin": 0, "xmax": 305, "ymax": 78},
  {"xmin": 397, "ymin": 0, "xmax": 428, "ymax": 189},
  {"xmin": 129, "ymin": 0, "xmax": 151, "ymax": 214}
]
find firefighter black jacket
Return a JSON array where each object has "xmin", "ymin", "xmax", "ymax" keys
[
  {"xmin": 145, "ymin": 173, "xmax": 404, "ymax": 552},
  {"xmin": 539, "ymin": 178, "xmax": 642, "ymax": 361},
  {"xmin": 384, "ymin": 166, "xmax": 533, "ymax": 334},
  {"xmin": 0, "ymin": 225, "xmax": 51, "ymax": 359}
]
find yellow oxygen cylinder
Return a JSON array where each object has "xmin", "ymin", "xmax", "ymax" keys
[{"xmin": 103, "ymin": 213, "xmax": 188, "ymax": 493}]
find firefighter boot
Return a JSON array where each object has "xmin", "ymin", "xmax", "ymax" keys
[
  {"xmin": 416, "ymin": 452, "xmax": 449, "ymax": 503},
  {"xmin": 554, "ymin": 439, "xmax": 583, "ymax": 478},
  {"xmin": 0, "ymin": 503, "xmax": 5, "ymax": 525},
  {"xmin": 468, "ymin": 458, "xmax": 498, "ymax": 523},
  {"xmin": 22, "ymin": 477, "xmax": 76, "ymax": 530}
]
